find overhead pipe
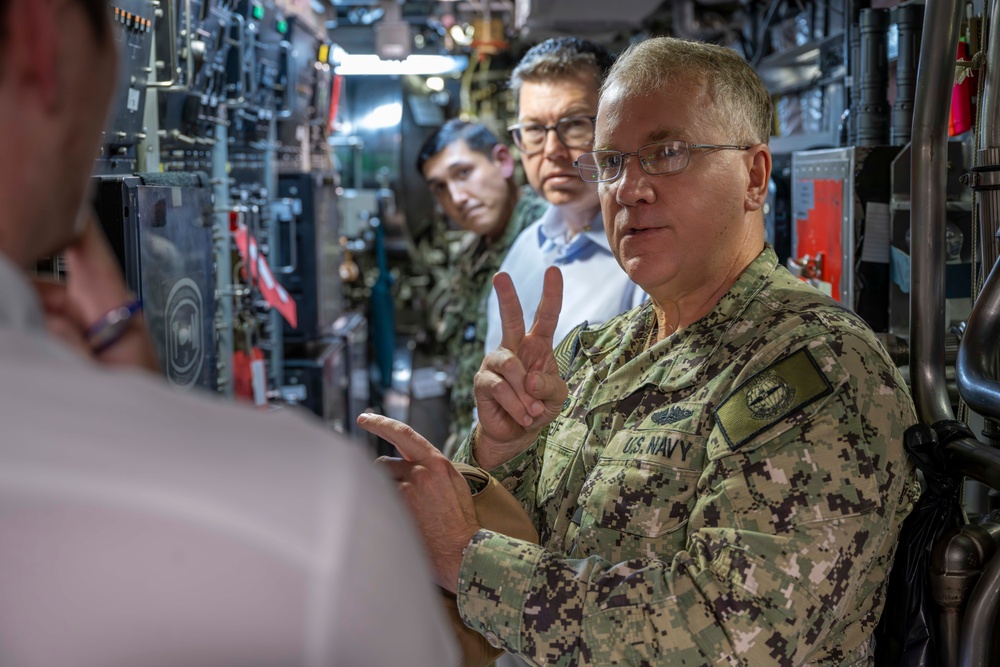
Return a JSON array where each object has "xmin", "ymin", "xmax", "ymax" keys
[
  {"xmin": 957, "ymin": 0, "xmax": 1000, "ymax": 423},
  {"xmin": 910, "ymin": 0, "xmax": 964, "ymax": 424}
]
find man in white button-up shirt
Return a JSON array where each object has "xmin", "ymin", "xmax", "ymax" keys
[
  {"xmin": 484, "ymin": 38, "xmax": 646, "ymax": 354},
  {"xmin": 0, "ymin": 2, "xmax": 457, "ymax": 665}
]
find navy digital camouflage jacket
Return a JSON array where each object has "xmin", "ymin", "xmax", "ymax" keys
[{"xmin": 454, "ymin": 245, "xmax": 919, "ymax": 666}]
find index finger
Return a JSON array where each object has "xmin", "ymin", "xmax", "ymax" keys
[
  {"xmin": 527, "ymin": 266, "xmax": 563, "ymax": 343},
  {"xmin": 356, "ymin": 413, "xmax": 441, "ymax": 464},
  {"xmin": 493, "ymin": 272, "xmax": 526, "ymax": 351}
]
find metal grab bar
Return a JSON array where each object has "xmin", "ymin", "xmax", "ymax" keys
[
  {"xmin": 148, "ymin": 0, "xmax": 194, "ymax": 92},
  {"xmin": 910, "ymin": 0, "xmax": 964, "ymax": 424}
]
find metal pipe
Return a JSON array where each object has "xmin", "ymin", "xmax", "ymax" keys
[
  {"xmin": 910, "ymin": 0, "xmax": 964, "ymax": 424},
  {"xmin": 957, "ymin": 0, "xmax": 1000, "ymax": 424},
  {"xmin": 957, "ymin": 256, "xmax": 1000, "ymax": 419},
  {"xmin": 976, "ymin": 0, "xmax": 1000, "ymax": 293},
  {"xmin": 983, "ymin": 0, "xmax": 1000, "ymax": 150},
  {"xmin": 958, "ymin": 537, "xmax": 1000, "ymax": 666},
  {"xmin": 931, "ymin": 521, "xmax": 1000, "ymax": 667},
  {"xmin": 945, "ymin": 436, "xmax": 1000, "ymax": 489}
]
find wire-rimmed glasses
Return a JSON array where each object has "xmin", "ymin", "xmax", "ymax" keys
[{"xmin": 573, "ymin": 140, "xmax": 752, "ymax": 183}]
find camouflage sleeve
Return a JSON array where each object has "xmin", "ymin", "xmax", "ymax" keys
[
  {"xmin": 453, "ymin": 427, "xmax": 549, "ymax": 511},
  {"xmin": 456, "ymin": 333, "xmax": 917, "ymax": 666}
]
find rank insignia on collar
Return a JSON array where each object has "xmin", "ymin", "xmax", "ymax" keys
[{"xmin": 651, "ymin": 406, "xmax": 694, "ymax": 425}]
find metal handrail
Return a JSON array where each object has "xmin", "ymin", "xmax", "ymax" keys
[
  {"xmin": 147, "ymin": 0, "xmax": 194, "ymax": 92},
  {"xmin": 910, "ymin": 0, "xmax": 964, "ymax": 424}
]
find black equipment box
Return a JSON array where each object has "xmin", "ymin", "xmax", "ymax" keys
[
  {"xmin": 283, "ymin": 313, "xmax": 368, "ymax": 436},
  {"xmin": 276, "ymin": 171, "xmax": 342, "ymax": 342},
  {"xmin": 95, "ymin": 173, "xmax": 218, "ymax": 392}
]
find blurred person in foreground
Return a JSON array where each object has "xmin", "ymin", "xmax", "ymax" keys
[
  {"xmin": 360, "ymin": 36, "xmax": 918, "ymax": 666},
  {"xmin": 0, "ymin": 1, "xmax": 456, "ymax": 664},
  {"xmin": 419, "ymin": 120, "xmax": 546, "ymax": 447},
  {"xmin": 483, "ymin": 37, "xmax": 644, "ymax": 355}
]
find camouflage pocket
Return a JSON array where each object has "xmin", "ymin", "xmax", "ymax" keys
[
  {"xmin": 579, "ymin": 458, "xmax": 700, "ymax": 539},
  {"xmin": 536, "ymin": 440, "xmax": 576, "ymax": 508},
  {"xmin": 576, "ymin": 428, "xmax": 705, "ymax": 543}
]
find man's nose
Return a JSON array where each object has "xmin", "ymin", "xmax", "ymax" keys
[
  {"xmin": 541, "ymin": 127, "xmax": 569, "ymax": 160},
  {"xmin": 448, "ymin": 182, "xmax": 471, "ymax": 207},
  {"xmin": 614, "ymin": 157, "xmax": 656, "ymax": 206}
]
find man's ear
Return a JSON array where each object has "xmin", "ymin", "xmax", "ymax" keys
[
  {"xmin": 492, "ymin": 144, "xmax": 516, "ymax": 179},
  {"xmin": 744, "ymin": 144, "xmax": 772, "ymax": 212},
  {"xmin": 8, "ymin": 0, "xmax": 60, "ymax": 112}
]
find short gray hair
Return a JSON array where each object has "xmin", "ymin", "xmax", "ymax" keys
[
  {"xmin": 604, "ymin": 37, "xmax": 772, "ymax": 145},
  {"xmin": 509, "ymin": 37, "xmax": 614, "ymax": 101}
]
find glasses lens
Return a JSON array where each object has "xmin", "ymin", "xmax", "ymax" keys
[
  {"xmin": 556, "ymin": 117, "xmax": 595, "ymax": 148},
  {"xmin": 513, "ymin": 125, "xmax": 546, "ymax": 153},
  {"xmin": 575, "ymin": 154, "xmax": 602, "ymax": 182},
  {"xmin": 575, "ymin": 151, "xmax": 621, "ymax": 182},
  {"xmin": 640, "ymin": 140, "xmax": 688, "ymax": 175}
]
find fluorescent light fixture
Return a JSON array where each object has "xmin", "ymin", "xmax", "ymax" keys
[
  {"xmin": 334, "ymin": 53, "xmax": 468, "ymax": 76},
  {"xmin": 360, "ymin": 103, "xmax": 403, "ymax": 130}
]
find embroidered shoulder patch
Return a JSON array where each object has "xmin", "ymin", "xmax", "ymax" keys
[{"xmin": 714, "ymin": 347, "xmax": 832, "ymax": 451}]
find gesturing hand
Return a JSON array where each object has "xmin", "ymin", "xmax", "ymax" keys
[
  {"xmin": 358, "ymin": 413, "xmax": 480, "ymax": 594},
  {"xmin": 473, "ymin": 266, "xmax": 569, "ymax": 470},
  {"xmin": 34, "ymin": 214, "xmax": 159, "ymax": 372}
]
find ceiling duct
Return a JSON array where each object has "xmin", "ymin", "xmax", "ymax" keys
[
  {"xmin": 375, "ymin": 0, "xmax": 411, "ymax": 59},
  {"xmin": 514, "ymin": 0, "xmax": 665, "ymax": 38}
]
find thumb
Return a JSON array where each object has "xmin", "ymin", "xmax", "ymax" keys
[{"xmin": 525, "ymin": 369, "xmax": 568, "ymax": 404}]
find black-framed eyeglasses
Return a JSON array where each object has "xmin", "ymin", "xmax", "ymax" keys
[
  {"xmin": 507, "ymin": 116, "xmax": 596, "ymax": 155},
  {"xmin": 573, "ymin": 140, "xmax": 752, "ymax": 183}
]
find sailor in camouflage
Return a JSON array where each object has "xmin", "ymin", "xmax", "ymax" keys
[
  {"xmin": 365, "ymin": 37, "xmax": 918, "ymax": 666},
  {"xmin": 419, "ymin": 120, "xmax": 548, "ymax": 443},
  {"xmin": 451, "ymin": 247, "xmax": 918, "ymax": 665},
  {"xmin": 440, "ymin": 190, "xmax": 547, "ymax": 442}
]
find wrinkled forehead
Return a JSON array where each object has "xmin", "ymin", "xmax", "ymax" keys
[{"xmin": 595, "ymin": 77, "xmax": 717, "ymax": 140}]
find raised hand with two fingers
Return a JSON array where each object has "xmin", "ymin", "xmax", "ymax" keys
[{"xmin": 473, "ymin": 266, "xmax": 568, "ymax": 469}]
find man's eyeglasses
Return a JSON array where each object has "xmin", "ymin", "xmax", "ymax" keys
[
  {"xmin": 507, "ymin": 116, "xmax": 596, "ymax": 155},
  {"xmin": 573, "ymin": 140, "xmax": 752, "ymax": 183}
]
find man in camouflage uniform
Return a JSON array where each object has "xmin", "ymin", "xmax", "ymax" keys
[
  {"xmin": 366, "ymin": 37, "xmax": 918, "ymax": 665},
  {"xmin": 419, "ymin": 120, "xmax": 548, "ymax": 445}
]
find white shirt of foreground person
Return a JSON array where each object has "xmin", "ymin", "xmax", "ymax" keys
[
  {"xmin": 484, "ymin": 205, "xmax": 645, "ymax": 352},
  {"xmin": 0, "ymin": 257, "xmax": 458, "ymax": 667}
]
